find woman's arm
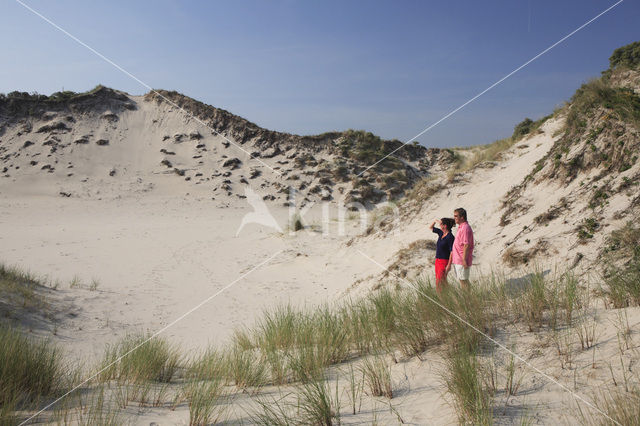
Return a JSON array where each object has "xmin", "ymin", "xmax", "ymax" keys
[{"xmin": 430, "ymin": 219, "xmax": 443, "ymax": 235}]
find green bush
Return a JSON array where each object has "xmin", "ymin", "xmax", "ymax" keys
[
  {"xmin": 609, "ymin": 41, "xmax": 640, "ymax": 70},
  {"xmin": 512, "ymin": 118, "xmax": 534, "ymax": 139},
  {"xmin": 577, "ymin": 218, "xmax": 600, "ymax": 241},
  {"xmin": 337, "ymin": 130, "xmax": 406, "ymax": 169},
  {"xmin": 566, "ymin": 79, "xmax": 640, "ymax": 133}
]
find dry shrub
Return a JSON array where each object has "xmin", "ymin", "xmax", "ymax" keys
[
  {"xmin": 502, "ymin": 240, "xmax": 549, "ymax": 267},
  {"xmin": 405, "ymin": 177, "xmax": 443, "ymax": 204},
  {"xmin": 500, "ymin": 202, "xmax": 532, "ymax": 226},
  {"xmin": 534, "ymin": 197, "xmax": 570, "ymax": 225}
]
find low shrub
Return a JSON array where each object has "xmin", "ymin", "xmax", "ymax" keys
[{"xmin": 608, "ymin": 41, "xmax": 640, "ymax": 70}]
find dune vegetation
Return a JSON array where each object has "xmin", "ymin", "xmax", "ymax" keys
[
  {"xmin": 2, "ymin": 40, "xmax": 640, "ymax": 426},
  {"xmin": 2, "ymin": 249, "xmax": 639, "ymax": 425}
]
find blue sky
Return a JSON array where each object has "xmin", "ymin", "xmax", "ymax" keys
[{"xmin": 1, "ymin": 0, "xmax": 638, "ymax": 147}]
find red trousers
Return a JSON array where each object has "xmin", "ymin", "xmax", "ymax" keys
[{"xmin": 435, "ymin": 258, "xmax": 448, "ymax": 284}]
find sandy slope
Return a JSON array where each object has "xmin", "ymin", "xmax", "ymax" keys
[
  {"xmin": 1, "ymin": 107, "xmax": 639, "ymax": 424},
  {"xmin": 0, "ymin": 194, "xmax": 380, "ymax": 361},
  {"xmin": 352, "ymin": 114, "xmax": 638, "ymax": 289},
  {"xmin": 346, "ymin": 117, "xmax": 567, "ymax": 287}
]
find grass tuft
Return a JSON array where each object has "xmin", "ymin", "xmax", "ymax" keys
[
  {"xmin": 187, "ymin": 346, "xmax": 226, "ymax": 382},
  {"xmin": 296, "ymin": 378, "xmax": 341, "ymax": 426},
  {"xmin": 0, "ymin": 325, "xmax": 68, "ymax": 409},
  {"xmin": 580, "ymin": 386, "xmax": 640, "ymax": 426},
  {"xmin": 225, "ymin": 345, "xmax": 267, "ymax": 389},
  {"xmin": 360, "ymin": 355, "xmax": 393, "ymax": 398},
  {"xmin": 184, "ymin": 379, "xmax": 228, "ymax": 426},
  {"xmin": 99, "ymin": 333, "xmax": 181, "ymax": 384},
  {"xmin": 74, "ymin": 385, "xmax": 125, "ymax": 426},
  {"xmin": 601, "ymin": 221, "xmax": 640, "ymax": 307},
  {"xmin": 249, "ymin": 393, "xmax": 295, "ymax": 426},
  {"xmin": 0, "ymin": 262, "xmax": 48, "ymax": 312},
  {"xmin": 443, "ymin": 346, "xmax": 493, "ymax": 425}
]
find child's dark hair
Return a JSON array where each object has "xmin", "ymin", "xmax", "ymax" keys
[{"xmin": 441, "ymin": 218, "xmax": 455, "ymax": 230}]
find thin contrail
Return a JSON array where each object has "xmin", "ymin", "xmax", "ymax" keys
[{"xmin": 358, "ymin": 0, "xmax": 624, "ymax": 177}]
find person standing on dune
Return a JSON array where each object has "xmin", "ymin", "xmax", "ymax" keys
[
  {"xmin": 429, "ymin": 217, "xmax": 455, "ymax": 292},
  {"xmin": 446, "ymin": 208, "xmax": 474, "ymax": 288}
]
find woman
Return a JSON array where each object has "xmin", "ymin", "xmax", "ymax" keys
[{"xmin": 429, "ymin": 217, "xmax": 455, "ymax": 292}]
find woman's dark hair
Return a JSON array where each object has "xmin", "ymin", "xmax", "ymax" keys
[{"xmin": 441, "ymin": 218, "xmax": 455, "ymax": 230}]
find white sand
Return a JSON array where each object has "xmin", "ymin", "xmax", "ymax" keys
[
  {"xmin": 2, "ymin": 96, "xmax": 639, "ymax": 424},
  {"xmin": 0, "ymin": 195, "xmax": 379, "ymax": 360}
]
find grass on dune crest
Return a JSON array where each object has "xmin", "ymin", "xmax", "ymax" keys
[
  {"xmin": 566, "ymin": 77, "xmax": 640, "ymax": 135},
  {"xmin": 442, "ymin": 114, "xmax": 554, "ymax": 182}
]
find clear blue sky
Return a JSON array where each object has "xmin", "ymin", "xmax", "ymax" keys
[{"xmin": 1, "ymin": 0, "xmax": 638, "ymax": 147}]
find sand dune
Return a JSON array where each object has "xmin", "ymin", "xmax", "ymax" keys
[{"xmin": 2, "ymin": 72, "xmax": 640, "ymax": 423}]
